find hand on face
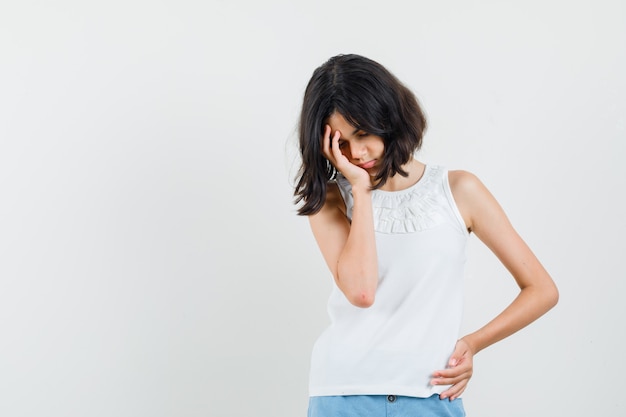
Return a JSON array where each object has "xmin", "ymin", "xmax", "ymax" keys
[{"xmin": 321, "ymin": 124, "xmax": 373, "ymax": 190}]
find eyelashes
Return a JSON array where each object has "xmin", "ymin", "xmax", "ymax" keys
[{"xmin": 337, "ymin": 132, "xmax": 369, "ymax": 149}]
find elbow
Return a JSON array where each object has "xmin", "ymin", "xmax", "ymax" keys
[
  {"xmin": 335, "ymin": 266, "xmax": 378, "ymax": 308},
  {"xmin": 547, "ymin": 283, "xmax": 559, "ymax": 309},
  {"xmin": 536, "ymin": 280, "xmax": 559, "ymax": 312},
  {"xmin": 347, "ymin": 290, "xmax": 376, "ymax": 308}
]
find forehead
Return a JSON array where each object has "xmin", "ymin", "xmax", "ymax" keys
[{"xmin": 327, "ymin": 112, "xmax": 360, "ymax": 136}]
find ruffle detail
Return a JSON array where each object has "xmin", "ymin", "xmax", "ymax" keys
[
  {"xmin": 336, "ymin": 166, "xmax": 448, "ymax": 234},
  {"xmin": 371, "ymin": 165, "xmax": 445, "ymax": 234}
]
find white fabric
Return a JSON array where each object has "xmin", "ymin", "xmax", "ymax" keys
[{"xmin": 309, "ymin": 165, "xmax": 469, "ymax": 398}]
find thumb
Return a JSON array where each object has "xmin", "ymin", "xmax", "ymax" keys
[{"xmin": 447, "ymin": 343, "xmax": 465, "ymax": 367}]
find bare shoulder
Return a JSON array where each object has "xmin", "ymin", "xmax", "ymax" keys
[
  {"xmin": 448, "ymin": 170, "xmax": 484, "ymax": 195},
  {"xmin": 447, "ymin": 170, "xmax": 499, "ymax": 232},
  {"xmin": 309, "ymin": 181, "xmax": 347, "ymax": 218},
  {"xmin": 448, "ymin": 169, "xmax": 488, "ymax": 204},
  {"xmin": 322, "ymin": 181, "xmax": 347, "ymax": 215},
  {"xmin": 325, "ymin": 181, "xmax": 342, "ymax": 205}
]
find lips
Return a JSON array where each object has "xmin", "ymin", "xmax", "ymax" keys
[{"xmin": 358, "ymin": 160, "xmax": 377, "ymax": 169}]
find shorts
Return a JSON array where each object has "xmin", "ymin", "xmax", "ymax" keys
[{"xmin": 307, "ymin": 394, "xmax": 465, "ymax": 417}]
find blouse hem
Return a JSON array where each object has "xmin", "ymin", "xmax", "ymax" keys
[{"xmin": 309, "ymin": 385, "xmax": 452, "ymax": 398}]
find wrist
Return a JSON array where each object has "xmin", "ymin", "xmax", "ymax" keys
[
  {"xmin": 351, "ymin": 183, "xmax": 372, "ymax": 196},
  {"xmin": 460, "ymin": 334, "xmax": 480, "ymax": 356}
]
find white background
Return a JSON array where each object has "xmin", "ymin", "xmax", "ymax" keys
[{"xmin": 1, "ymin": 1, "xmax": 624, "ymax": 416}]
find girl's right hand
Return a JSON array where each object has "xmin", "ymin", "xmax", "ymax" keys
[{"xmin": 321, "ymin": 125, "xmax": 372, "ymax": 190}]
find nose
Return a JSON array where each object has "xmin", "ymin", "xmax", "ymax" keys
[{"xmin": 349, "ymin": 142, "xmax": 366, "ymax": 160}]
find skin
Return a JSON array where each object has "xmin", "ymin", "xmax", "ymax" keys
[{"xmin": 309, "ymin": 112, "xmax": 559, "ymax": 400}]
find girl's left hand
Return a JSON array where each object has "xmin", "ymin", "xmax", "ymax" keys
[{"xmin": 431, "ymin": 338, "xmax": 474, "ymax": 400}]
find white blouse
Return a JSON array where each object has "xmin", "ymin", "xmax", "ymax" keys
[{"xmin": 309, "ymin": 165, "xmax": 469, "ymax": 398}]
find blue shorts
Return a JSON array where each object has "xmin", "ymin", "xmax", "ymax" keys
[{"xmin": 308, "ymin": 394, "xmax": 465, "ymax": 417}]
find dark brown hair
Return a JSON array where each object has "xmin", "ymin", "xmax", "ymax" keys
[{"xmin": 294, "ymin": 54, "xmax": 427, "ymax": 215}]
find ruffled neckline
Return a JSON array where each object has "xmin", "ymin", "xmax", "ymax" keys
[
  {"xmin": 371, "ymin": 165, "xmax": 442, "ymax": 233},
  {"xmin": 336, "ymin": 165, "xmax": 446, "ymax": 234}
]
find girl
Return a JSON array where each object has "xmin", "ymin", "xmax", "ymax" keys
[{"xmin": 293, "ymin": 54, "xmax": 558, "ymax": 417}]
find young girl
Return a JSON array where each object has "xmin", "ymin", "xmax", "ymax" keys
[{"xmin": 293, "ymin": 54, "xmax": 558, "ymax": 416}]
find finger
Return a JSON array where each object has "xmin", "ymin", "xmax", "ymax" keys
[
  {"xmin": 330, "ymin": 129, "xmax": 342, "ymax": 160},
  {"xmin": 439, "ymin": 379, "xmax": 468, "ymax": 400},
  {"xmin": 448, "ymin": 344, "xmax": 469, "ymax": 367},
  {"xmin": 431, "ymin": 376, "xmax": 466, "ymax": 388},
  {"xmin": 322, "ymin": 125, "xmax": 332, "ymax": 158},
  {"xmin": 448, "ymin": 354, "xmax": 463, "ymax": 367},
  {"xmin": 431, "ymin": 371, "xmax": 470, "ymax": 387},
  {"xmin": 431, "ymin": 364, "xmax": 472, "ymax": 385},
  {"xmin": 433, "ymin": 363, "xmax": 472, "ymax": 378}
]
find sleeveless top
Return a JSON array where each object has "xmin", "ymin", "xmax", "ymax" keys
[{"xmin": 309, "ymin": 165, "xmax": 469, "ymax": 398}]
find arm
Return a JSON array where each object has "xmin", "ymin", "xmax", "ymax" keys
[
  {"xmin": 308, "ymin": 126, "xmax": 379, "ymax": 308},
  {"xmin": 433, "ymin": 170, "xmax": 559, "ymax": 399}
]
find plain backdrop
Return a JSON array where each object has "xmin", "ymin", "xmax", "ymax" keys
[{"xmin": 1, "ymin": 1, "xmax": 624, "ymax": 416}]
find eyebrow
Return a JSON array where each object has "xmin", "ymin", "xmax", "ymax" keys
[{"xmin": 339, "ymin": 128, "xmax": 364, "ymax": 141}]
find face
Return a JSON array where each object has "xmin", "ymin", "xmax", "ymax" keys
[{"xmin": 326, "ymin": 112, "xmax": 385, "ymax": 176}]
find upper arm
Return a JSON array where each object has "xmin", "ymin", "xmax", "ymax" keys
[
  {"xmin": 308, "ymin": 182, "xmax": 350, "ymax": 281},
  {"xmin": 449, "ymin": 170, "xmax": 556, "ymax": 292}
]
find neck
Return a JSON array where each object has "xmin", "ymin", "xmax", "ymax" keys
[{"xmin": 377, "ymin": 158, "xmax": 425, "ymax": 192}]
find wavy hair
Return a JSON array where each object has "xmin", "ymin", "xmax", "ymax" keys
[{"xmin": 293, "ymin": 54, "xmax": 427, "ymax": 216}]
